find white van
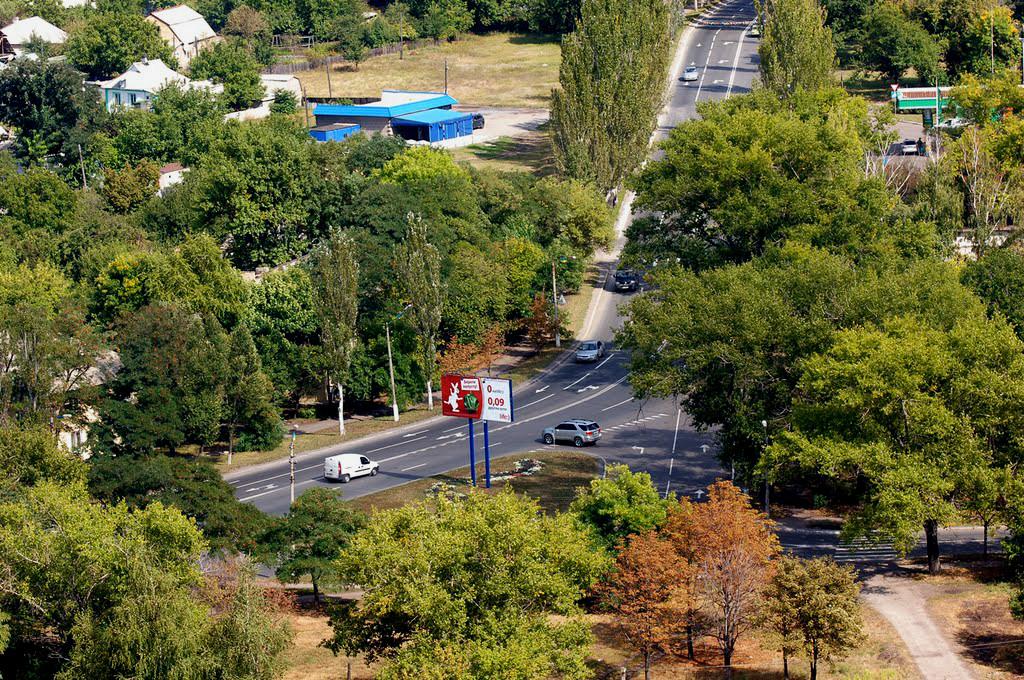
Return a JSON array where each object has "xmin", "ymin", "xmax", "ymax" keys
[{"xmin": 323, "ymin": 453, "xmax": 379, "ymax": 483}]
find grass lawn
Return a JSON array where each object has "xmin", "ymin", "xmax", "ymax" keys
[
  {"xmin": 296, "ymin": 32, "xmax": 560, "ymax": 108},
  {"xmin": 450, "ymin": 129, "xmax": 557, "ymax": 175},
  {"xmin": 348, "ymin": 450, "xmax": 601, "ymax": 515}
]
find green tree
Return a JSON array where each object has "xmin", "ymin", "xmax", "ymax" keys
[
  {"xmin": 223, "ymin": 324, "xmax": 280, "ymax": 463},
  {"xmin": 0, "ymin": 426, "xmax": 86, "ymax": 495},
  {"xmin": 312, "ymin": 230, "xmax": 360, "ymax": 435},
  {"xmin": 0, "ymin": 59, "xmax": 108, "ymax": 163},
  {"xmin": 189, "ymin": 40, "xmax": 265, "ymax": 111},
  {"xmin": 765, "ymin": 315, "xmax": 1024, "ymax": 573},
  {"xmin": 759, "ymin": 555, "xmax": 804, "ymax": 680},
  {"xmin": 443, "ymin": 242, "xmax": 508, "ymax": 343},
  {"xmin": 65, "ymin": 12, "xmax": 175, "ymax": 79},
  {"xmin": 417, "ymin": 0, "xmax": 474, "ymax": 39},
  {"xmin": 330, "ymin": 12, "xmax": 368, "ymax": 66},
  {"xmin": 861, "ymin": 4, "xmax": 942, "ymax": 83},
  {"xmin": 110, "ymin": 83, "xmax": 226, "ymax": 165},
  {"xmin": 98, "ymin": 303, "xmax": 229, "ymax": 455},
  {"xmin": 87, "ymin": 455, "xmax": 270, "ymax": 554},
  {"xmin": 949, "ymin": 5, "xmax": 1020, "ymax": 78},
  {"xmin": 963, "ymin": 248, "xmax": 1024, "ymax": 337},
  {"xmin": 396, "ymin": 214, "xmax": 444, "ymax": 410},
  {"xmin": 569, "ymin": 464, "xmax": 669, "ymax": 549},
  {"xmin": 325, "ymin": 490, "xmax": 607, "ymax": 678},
  {"xmin": 260, "ymin": 487, "xmax": 366, "ymax": 603},
  {"xmin": 758, "ymin": 0, "xmax": 836, "ymax": 98},
  {"xmin": 550, "ymin": 0, "xmax": 670, "ymax": 191},
  {"xmin": 270, "ymin": 89, "xmax": 298, "ymax": 115},
  {"xmin": 101, "ymin": 161, "xmax": 160, "ymax": 214}
]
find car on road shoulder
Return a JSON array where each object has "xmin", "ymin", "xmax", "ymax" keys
[
  {"xmin": 614, "ymin": 269, "xmax": 639, "ymax": 292},
  {"xmin": 324, "ymin": 453, "xmax": 379, "ymax": 483},
  {"xmin": 542, "ymin": 419, "xmax": 602, "ymax": 447},
  {"xmin": 575, "ymin": 340, "xmax": 605, "ymax": 362},
  {"xmin": 680, "ymin": 65, "xmax": 699, "ymax": 82},
  {"xmin": 749, "ymin": 23, "xmax": 760, "ymax": 36},
  {"xmin": 900, "ymin": 139, "xmax": 918, "ymax": 155}
]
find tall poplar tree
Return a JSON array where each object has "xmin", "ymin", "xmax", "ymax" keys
[
  {"xmin": 758, "ymin": 0, "xmax": 836, "ymax": 98},
  {"xmin": 550, "ymin": 0, "xmax": 671, "ymax": 192},
  {"xmin": 312, "ymin": 230, "xmax": 359, "ymax": 435},
  {"xmin": 396, "ymin": 214, "xmax": 444, "ymax": 410}
]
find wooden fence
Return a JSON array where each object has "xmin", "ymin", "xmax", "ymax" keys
[{"xmin": 267, "ymin": 37, "xmax": 442, "ymax": 75}]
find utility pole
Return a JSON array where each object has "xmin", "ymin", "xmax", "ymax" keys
[
  {"xmin": 385, "ymin": 320, "xmax": 399, "ymax": 422},
  {"xmin": 289, "ymin": 429, "xmax": 297, "ymax": 504},
  {"xmin": 325, "ymin": 61, "xmax": 333, "ymax": 99},
  {"xmin": 77, "ymin": 144, "xmax": 87, "ymax": 189},
  {"xmin": 551, "ymin": 260, "xmax": 560, "ymax": 348},
  {"xmin": 444, "ymin": 58, "xmax": 448, "ymax": 94}
]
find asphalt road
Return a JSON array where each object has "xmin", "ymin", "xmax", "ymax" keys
[{"xmin": 230, "ymin": 0, "xmax": 762, "ymax": 516}]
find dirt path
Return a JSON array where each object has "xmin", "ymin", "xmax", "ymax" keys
[{"xmin": 862, "ymin": 573, "xmax": 974, "ymax": 680}]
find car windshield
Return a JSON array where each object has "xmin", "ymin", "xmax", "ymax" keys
[
  {"xmin": 615, "ymin": 271, "xmax": 632, "ymax": 279},
  {"xmin": 580, "ymin": 342, "xmax": 597, "ymax": 350}
]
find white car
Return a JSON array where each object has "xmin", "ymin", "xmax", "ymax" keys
[
  {"xmin": 324, "ymin": 453, "xmax": 379, "ymax": 483},
  {"xmin": 680, "ymin": 65, "xmax": 699, "ymax": 82},
  {"xmin": 936, "ymin": 117, "xmax": 968, "ymax": 130},
  {"xmin": 900, "ymin": 139, "xmax": 919, "ymax": 155}
]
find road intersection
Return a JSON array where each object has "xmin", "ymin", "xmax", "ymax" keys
[{"xmin": 228, "ymin": 0, "xmax": 762, "ymax": 517}]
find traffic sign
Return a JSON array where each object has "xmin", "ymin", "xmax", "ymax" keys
[
  {"xmin": 480, "ymin": 377, "xmax": 514, "ymax": 423},
  {"xmin": 441, "ymin": 375, "xmax": 482, "ymax": 419}
]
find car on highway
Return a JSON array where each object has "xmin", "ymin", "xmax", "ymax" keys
[
  {"xmin": 542, "ymin": 419, "xmax": 602, "ymax": 447},
  {"xmin": 323, "ymin": 453, "xmax": 379, "ymax": 483},
  {"xmin": 614, "ymin": 269, "xmax": 639, "ymax": 292},
  {"xmin": 575, "ymin": 340, "xmax": 605, "ymax": 362},
  {"xmin": 680, "ymin": 65, "xmax": 699, "ymax": 82},
  {"xmin": 900, "ymin": 139, "xmax": 919, "ymax": 155}
]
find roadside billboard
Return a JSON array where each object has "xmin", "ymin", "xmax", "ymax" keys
[
  {"xmin": 441, "ymin": 374, "xmax": 482, "ymax": 419},
  {"xmin": 480, "ymin": 377, "xmax": 514, "ymax": 423}
]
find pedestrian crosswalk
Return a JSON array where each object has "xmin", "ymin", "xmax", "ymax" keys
[{"xmin": 832, "ymin": 535, "xmax": 901, "ymax": 563}]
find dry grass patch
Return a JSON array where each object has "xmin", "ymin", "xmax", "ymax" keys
[
  {"xmin": 924, "ymin": 558, "xmax": 1024, "ymax": 679},
  {"xmin": 281, "ymin": 607, "xmax": 374, "ymax": 680},
  {"xmin": 296, "ymin": 33, "xmax": 560, "ymax": 108},
  {"xmin": 348, "ymin": 450, "xmax": 600, "ymax": 515},
  {"xmin": 450, "ymin": 130, "xmax": 557, "ymax": 175}
]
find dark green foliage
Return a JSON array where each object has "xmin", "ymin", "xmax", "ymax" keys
[
  {"xmin": 0, "ymin": 60, "xmax": 108, "ymax": 163},
  {"xmin": 569, "ymin": 464, "xmax": 670, "ymax": 548},
  {"xmin": 963, "ymin": 248, "xmax": 1024, "ymax": 338},
  {"xmin": 88, "ymin": 454, "xmax": 271, "ymax": 553},
  {"xmin": 110, "ymin": 84, "xmax": 226, "ymax": 166},
  {"xmin": 259, "ymin": 487, "xmax": 366, "ymax": 602},
  {"xmin": 65, "ymin": 11, "xmax": 175, "ymax": 79},
  {"xmin": 0, "ymin": 426, "xmax": 86, "ymax": 496},
  {"xmin": 189, "ymin": 40, "xmax": 265, "ymax": 111}
]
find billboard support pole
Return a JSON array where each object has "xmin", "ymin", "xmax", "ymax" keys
[
  {"xmin": 483, "ymin": 421, "xmax": 491, "ymax": 488},
  {"xmin": 468, "ymin": 418, "xmax": 477, "ymax": 487}
]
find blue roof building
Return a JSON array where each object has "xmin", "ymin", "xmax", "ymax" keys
[
  {"xmin": 312, "ymin": 90, "xmax": 472, "ymax": 142},
  {"xmin": 392, "ymin": 109, "xmax": 474, "ymax": 143}
]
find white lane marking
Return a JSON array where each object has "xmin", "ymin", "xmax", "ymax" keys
[
  {"xmin": 632, "ymin": 446, "xmax": 645, "ymax": 455},
  {"xmin": 726, "ymin": 21, "xmax": 754, "ymax": 97},
  {"xmin": 403, "ymin": 429, "xmax": 429, "ymax": 438},
  {"xmin": 601, "ymin": 397, "xmax": 635, "ymax": 412},
  {"xmin": 577, "ymin": 385, "xmax": 600, "ymax": 393},
  {"xmin": 240, "ymin": 477, "xmax": 319, "ymax": 502},
  {"xmin": 442, "ymin": 423, "xmax": 464, "ymax": 433},
  {"xmin": 595, "ymin": 352, "xmax": 617, "ymax": 369},
  {"xmin": 243, "ymin": 483, "xmax": 276, "ymax": 492},
  {"xmin": 437, "ymin": 431, "xmax": 465, "ymax": 440},
  {"xmin": 563, "ymin": 373, "xmax": 592, "ymax": 390},
  {"xmin": 718, "ymin": 59, "xmax": 728, "ymax": 63},
  {"xmin": 521, "ymin": 394, "xmax": 554, "ymax": 408},
  {"xmin": 535, "ymin": 385, "xmax": 550, "ymax": 393},
  {"xmin": 665, "ymin": 408, "xmax": 682, "ymax": 498},
  {"xmin": 694, "ymin": 27, "xmax": 722, "ymax": 102},
  {"xmin": 232, "ymin": 462, "xmax": 322, "ymax": 488},
  {"xmin": 401, "ymin": 463, "xmax": 427, "ymax": 471},
  {"xmin": 367, "ymin": 436, "xmax": 425, "ymax": 453}
]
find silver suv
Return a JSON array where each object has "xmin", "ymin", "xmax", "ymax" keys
[{"xmin": 542, "ymin": 419, "xmax": 602, "ymax": 447}]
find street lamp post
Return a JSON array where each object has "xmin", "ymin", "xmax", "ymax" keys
[
  {"xmin": 551, "ymin": 260, "xmax": 561, "ymax": 348},
  {"xmin": 761, "ymin": 419, "xmax": 770, "ymax": 518}
]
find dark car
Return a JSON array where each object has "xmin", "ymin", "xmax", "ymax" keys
[
  {"xmin": 614, "ymin": 269, "xmax": 639, "ymax": 292},
  {"xmin": 472, "ymin": 113, "xmax": 485, "ymax": 130}
]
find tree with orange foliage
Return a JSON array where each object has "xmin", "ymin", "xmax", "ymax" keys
[
  {"xmin": 600, "ymin": 531, "xmax": 687, "ymax": 680},
  {"xmin": 682, "ymin": 481, "xmax": 779, "ymax": 670},
  {"xmin": 662, "ymin": 496, "xmax": 706, "ymax": 661}
]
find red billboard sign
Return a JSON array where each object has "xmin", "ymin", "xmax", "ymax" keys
[{"xmin": 441, "ymin": 374, "xmax": 483, "ymax": 419}]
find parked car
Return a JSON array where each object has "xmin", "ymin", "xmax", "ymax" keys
[
  {"xmin": 323, "ymin": 453, "xmax": 379, "ymax": 483},
  {"xmin": 575, "ymin": 340, "xmax": 605, "ymax": 362},
  {"xmin": 472, "ymin": 112, "xmax": 485, "ymax": 130},
  {"xmin": 614, "ymin": 269, "xmax": 639, "ymax": 292},
  {"xmin": 542, "ymin": 419, "xmax": 602, "ymax": 447},
  {"xmin": 680, "ymin": 65, "xmax": 699, "ymax": 82},
  {"xmin": 936, "ymin": 117, "xmax": 968, "ymax": 130},
  {"xmin": 749, "ymin": 23, "xmax": 760, "ymax": 36},
  {"xmin": 900, "ymin": 139, "xmax": 918, "ymax": 155}
]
